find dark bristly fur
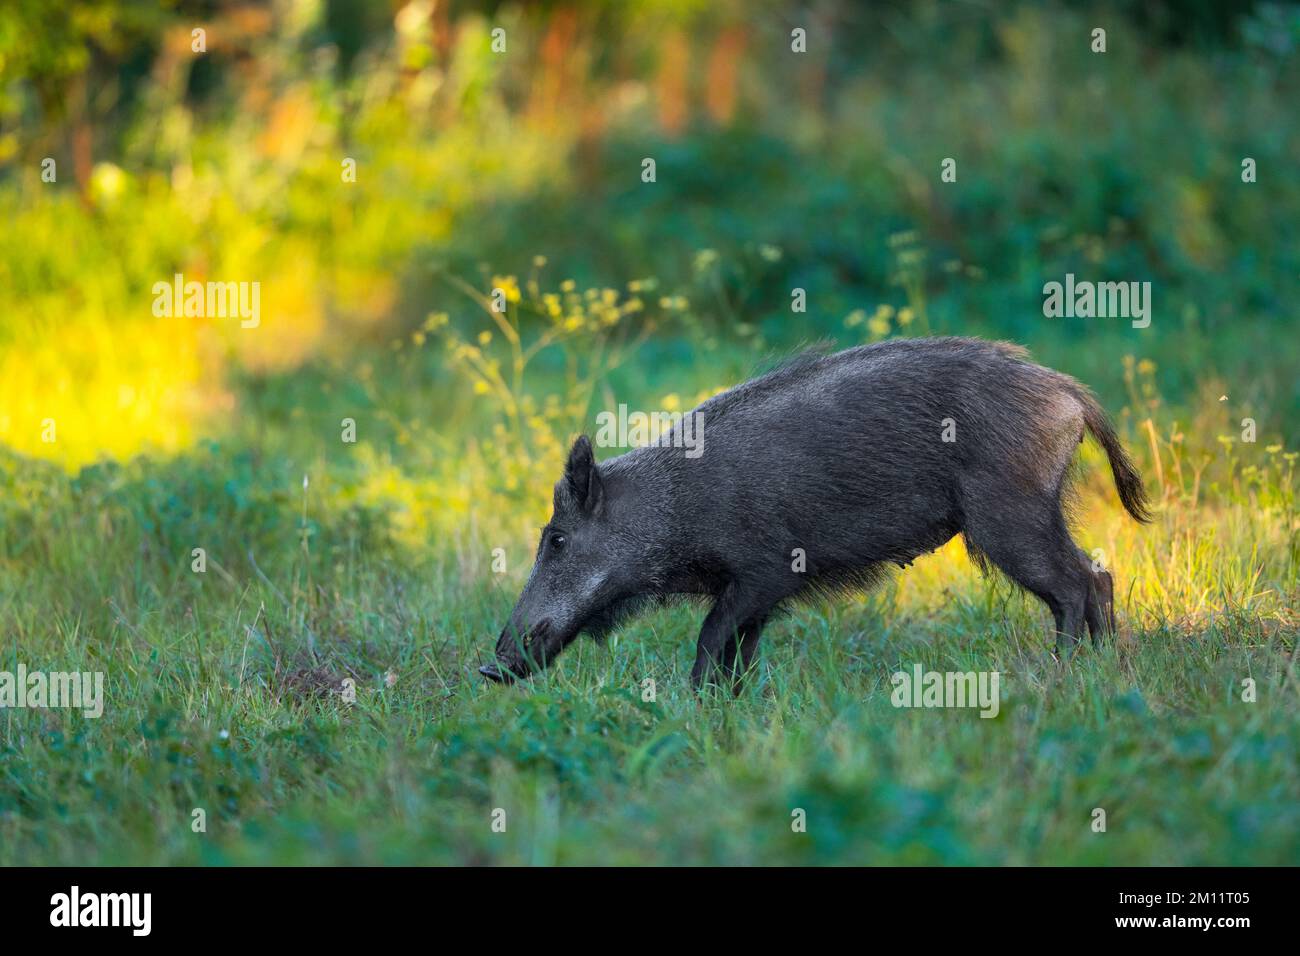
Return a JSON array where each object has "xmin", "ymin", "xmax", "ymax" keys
[{"xmin": 483, "ymin": 337, "xmax": 1150, "ymax": 691}]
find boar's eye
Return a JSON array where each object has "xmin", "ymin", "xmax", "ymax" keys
[{"xmin": 549, "ymin": 533, "xmax": 566, "ymax": 553}]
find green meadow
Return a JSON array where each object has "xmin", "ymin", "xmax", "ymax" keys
[{"xmin": 0, "ymin": 1, "xmax": 1296, "ymax": 864}]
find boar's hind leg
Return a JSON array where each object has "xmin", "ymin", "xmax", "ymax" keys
[
  {"xmin": 691, "ymin": 588, "xmax": 774, "ymax": 692},
  {"xmin": 1076, "ymin": 548, "xmax": 1116, "ymax": 646},
  {"xmin": 962, "ymin": 495, "xmax": 1090, "ymax": 655}
]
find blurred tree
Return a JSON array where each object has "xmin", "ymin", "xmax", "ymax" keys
[{"xmin": 0, "ymin": 0, "xmax": 176, "ymax": 193}]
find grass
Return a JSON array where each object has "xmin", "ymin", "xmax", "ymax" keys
[
  {"xmin": 1, "ymin": 555, "xmax": 1294, "ymax": 865},
  {"xmin": 1, "ymin": 345, "xmax": 1296, "ymax": 865}
]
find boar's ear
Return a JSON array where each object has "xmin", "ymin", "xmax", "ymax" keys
[{"xmin": 564, "ymin": 435, "xmax": 604, "ymax": 514}]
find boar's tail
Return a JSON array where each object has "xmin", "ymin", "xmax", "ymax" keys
[{"xmin": 1073, "ymin": 386, "xmax": 1152, "ymax": 523}]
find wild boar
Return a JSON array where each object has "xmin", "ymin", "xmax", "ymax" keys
[{"xmin": 481, "ymin": 337, "xmax": 1150, "ymax": 690}]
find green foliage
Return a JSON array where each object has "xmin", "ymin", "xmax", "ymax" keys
[{"xmin": 1, "ymin": 2, "xmax": 1297, "ymax": 864}]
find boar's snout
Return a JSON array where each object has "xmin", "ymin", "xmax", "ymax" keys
[{"xmin": 485, "ymin": 619, "xmax": 553, "ymax": 683}]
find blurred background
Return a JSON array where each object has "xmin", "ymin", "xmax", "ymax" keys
[
  {"xmin": 3, "ymin": 1, "xmax": 1298, "ymax": 476},
  {"xmin": 2, "ymin": 0, "xmax": 1298, "ymax": 591},
  {"xmin": 1, "ymin": 0, "xmax": 1298, "ymax": 867}
]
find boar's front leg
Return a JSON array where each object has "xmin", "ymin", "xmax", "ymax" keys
[
  {"xmin": 719, "ymin": 613, "xmax": 769, "ymax": 692},
  {"xmin": 690, "ymin": 586, "xmax": 772, "ymax": 692}
]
